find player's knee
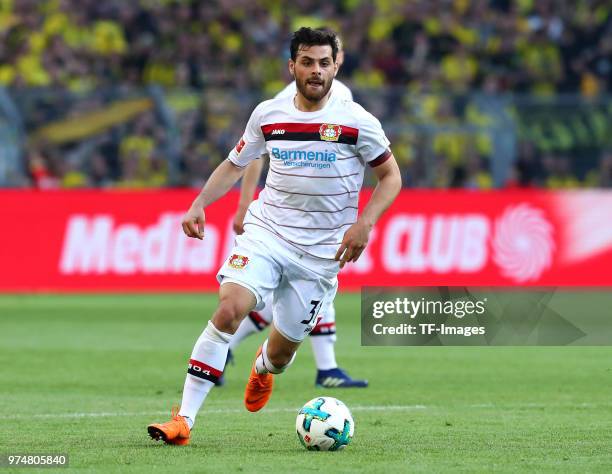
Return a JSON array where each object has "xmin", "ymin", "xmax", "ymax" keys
[{"xmin": 212, "ymin": 298, "xmax": 245, "ymax": 333}]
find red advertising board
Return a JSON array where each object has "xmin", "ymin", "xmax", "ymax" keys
[{"xmin": 0, "ymin": 189, "xmax": 611, "ymax": 292}]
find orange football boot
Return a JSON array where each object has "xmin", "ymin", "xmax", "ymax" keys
[
  {"xmin": 147, "ymin": 406, "xmax": 191, "ymax": 445},
  {"xmin": 244, "ymin": 346, "xmax": 274, "ymax": 412}
]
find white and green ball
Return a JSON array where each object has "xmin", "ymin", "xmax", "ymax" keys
[{"xmin": 296, "ymin": 396, "xmax": 354, "ymax": 451}]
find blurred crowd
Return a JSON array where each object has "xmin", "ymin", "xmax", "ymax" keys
[{"xmin": 0, "ymin": 0, "xmax": 610, "ymax": 189}]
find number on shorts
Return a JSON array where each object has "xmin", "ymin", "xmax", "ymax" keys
[{"xmin": 301, "ymin": 299, "xmax": 322, "ymax": 325}]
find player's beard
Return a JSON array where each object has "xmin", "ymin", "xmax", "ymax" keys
[{"xmin": 296, "ymin": 75, "xmax": 333, "ymax": 102}]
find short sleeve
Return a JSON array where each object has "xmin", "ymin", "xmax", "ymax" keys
[
  {"xmin": 334, "ymin": 80, "xmax": 353, "ymax": 101},
  {"xmin": 227, "ymin": 103, "xmax": 267, "ymax": 167},
  {"xmin": 356, "ymin": 110, "xmax": 391, "ymax": 167},
  {"xmin": 274, "ymin": 82, "xmax": 296, "ymax": 99}
]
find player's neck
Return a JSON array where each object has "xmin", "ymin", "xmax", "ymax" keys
[{"xmin": 293, "ymin": 90, "xmax": 331, "ymax": 112}]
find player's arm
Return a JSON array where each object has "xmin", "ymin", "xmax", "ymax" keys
[
  {"xmin": 233, "ymin": 156, "xmax": 266, "ymax": 235},
  {"xmin": 182, "ymin": 103, "xmax": 267, "ymax": 240},
  {"xmin": 335, "ymin": 153, "xmax": 402, "ymax": 268},
  {"xmin": 182, "ymin": 160, "xmax": 246, "ymax": 239}
]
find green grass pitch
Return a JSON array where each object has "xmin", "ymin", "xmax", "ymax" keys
[{"xmin": 1, "ymin": 294, "xmax": 611, "ymax": 472}]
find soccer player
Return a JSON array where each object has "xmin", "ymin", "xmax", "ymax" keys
[
  {"xmin": 224, "ymin": 31, "xmax": 367, "ymax": 389},
  {"xmin": 147, "ymin": 27, "xmax": 401, "ymax": 446}
]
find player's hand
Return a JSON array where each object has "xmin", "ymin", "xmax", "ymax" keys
[
  {"xmin": 182, "ymin": 207, "xmax": 205, "ymax": 240},
  {"xmin": 233, "ymin": 206, "xmax": 248, "ymax": 235},
  {"xmin": 335, "ymin": 220, "xmax": 372, "ymax": 269}
]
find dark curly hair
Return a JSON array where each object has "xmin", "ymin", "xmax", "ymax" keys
[{"xmin": 290, "ymin": 27, "xmax": 338, "ymax": 62}]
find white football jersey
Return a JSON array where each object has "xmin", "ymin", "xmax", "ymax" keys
[
  {"xmin": 227, "ymin": 92, "xmax": 391, "ymax": 260},
  {"xmin": 274, "ymin": 79, "xmax": 353, "ymax": 101}
]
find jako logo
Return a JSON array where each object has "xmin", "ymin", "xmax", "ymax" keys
[
  {"xmin": 271, "ymin": 147, "xmax": 336, "ymax": 162},
  {"xmin": 271, "ymin": 129, "xmax": 285, "ymax": 135}
]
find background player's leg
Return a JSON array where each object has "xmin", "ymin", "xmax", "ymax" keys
[
  {"xmin": 310, "ymin": 303, "xmax": 368, "ymax": 388},
  {"xmin": 179, "ymin": 282, "xmax": 256, "ymax": 427},
  {"xmin": 229, "ymin": 309, "xmax": 271, "ymax": 350},
  {"xmin": 309, "ymin": 304, "xmax": 338, "ymax": 370}
]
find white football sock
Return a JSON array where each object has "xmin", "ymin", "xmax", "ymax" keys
[
  {"xmin": 310, "ymin": 335, "xmax": 338, "ymax": 370},
  {"xmin": 229, "ymin": 312, "xmax": 267, "ymax": 351},
  {"xmin": 255, "ymin": 338, "xmax": 296, "ymax": 374},
  {"xmin": 179, "ymin": 321, "xmax": 232, "ymax": 428}
]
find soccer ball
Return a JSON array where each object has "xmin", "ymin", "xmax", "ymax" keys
[{"xmin": 296, "ymin": 396, "xmax": 354, "ymax": 451}]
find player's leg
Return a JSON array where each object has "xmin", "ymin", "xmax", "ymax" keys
[
  {"xmin": 148, "ymin": 232, "xmax": 279, "ymax": 444},
  {"xmin": 243, "ymin": 265, "xmax": 335, "ymax": 411},
  {"xmin": 264, "ymin": 323, "xmax": 301, "ymax": 368},
  {"xmin": 244, "ymin": 323, "xmax": 300, "ymax": 412},
  {"xmin": 147, "ymin": 282, "xmax": 255, "ymax": 445},
  {"xmin": 179, "ymin": 282, "xmax": 256, "ymax": 422},
  {"xmin": 216, "ymin": 297, "xmax": 273, "ymax": 386},
  {"xmin": 311, "ymin": 303, "xmax": 368, "ymax": 388}
]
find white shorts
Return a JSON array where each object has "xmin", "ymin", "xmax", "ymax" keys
[
  {"xmin": 252, "ymin": 295, "xmax": 337, "ymax": 339},
  {"xmin": 217, "ymin": 229, "xmax": 339, "ymax": 343}
]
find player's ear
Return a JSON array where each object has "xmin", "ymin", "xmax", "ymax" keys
[
  {"xmin": 288, "ymin": 59, "xmax": 295, "ymax": 78},
  {"xmin": 333, "ymin": 60, "xmax": 339, "ymax": 77}
]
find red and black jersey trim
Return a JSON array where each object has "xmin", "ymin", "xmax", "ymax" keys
[
  {"xmin": 368, "ymin": 149, "xmax": 392, "ymax": 167},
  {"xmin": 187, "ymin": 359, "xmax": 223, "ymax": 383},
  {"xmin": 309, "ymin": 322, "xmax": 336, "ymax": 336},
  {"xmin": 261, "ymin": 123, "xmax": 358, "ymax": 145},
  {"xmin": 248, "ymin": 311, "xmax": 270, "ymax": 331}
]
